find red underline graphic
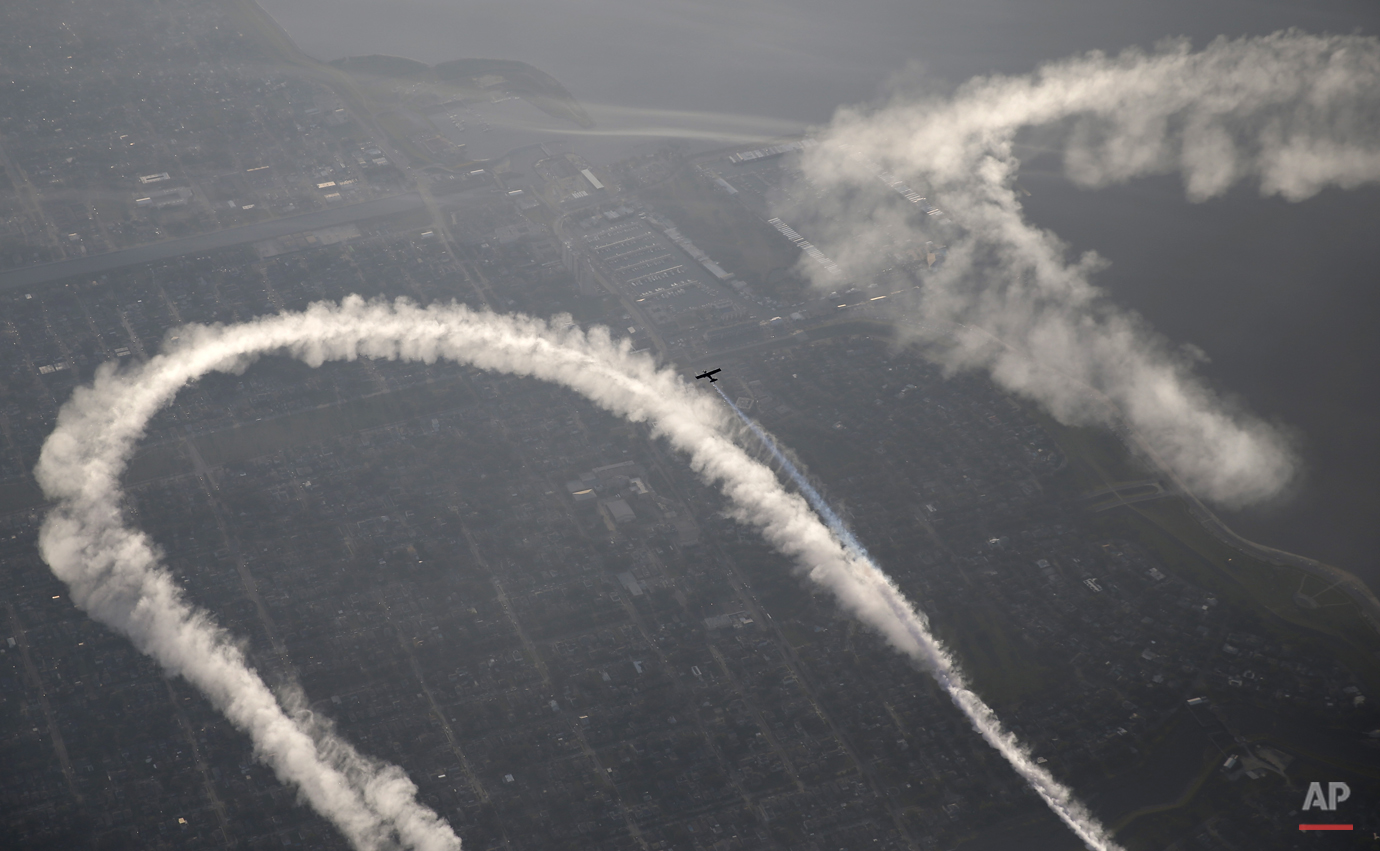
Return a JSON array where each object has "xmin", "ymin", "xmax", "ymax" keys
[{"xmin": 1298, "ymin": 824, "xmax": 1353, "ymax": 831}]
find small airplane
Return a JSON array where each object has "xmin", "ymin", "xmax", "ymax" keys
[{"xmin": 695, "ymin": 368, "xmax": 722, "ymax": 383}]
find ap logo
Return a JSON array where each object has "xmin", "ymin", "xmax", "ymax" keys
[{"xmin": 1302, "ymin": 781, "xmax": 1350, "ymax": 811}]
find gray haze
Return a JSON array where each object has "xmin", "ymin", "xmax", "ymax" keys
[{"xmin": 260, "ymin": 0, "xmax": 1376, "ymax": 124}]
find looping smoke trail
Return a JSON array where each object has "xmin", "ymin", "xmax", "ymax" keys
[
  {"xmin": 714, "ymin": 386, "xmax": 1120, "ymax": 850},
  {"xmin": 791, "ymin": 31, "xmax": 1380, "ymax": 509},
  {"xmin": 38, "ymin": 297, "xmax": 1117, "ymax": 850}
]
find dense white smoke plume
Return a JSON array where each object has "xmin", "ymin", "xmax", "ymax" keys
[
  {"xmin": 36, "ymin": 297, "xmax": 1121, "ymax": 850},
  {"xmin": 792, "ymin": 31, "xmax": 1380, "ymax": 507}
]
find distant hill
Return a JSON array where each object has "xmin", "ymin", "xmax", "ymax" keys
[{"xmin": 329, "ymin": 54, "xmax": 594, "ymax": 128}]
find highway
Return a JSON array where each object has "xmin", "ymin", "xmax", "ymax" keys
[{"xmin": 0, "ymin": 192, "xmax": 424, "ymax": 291}]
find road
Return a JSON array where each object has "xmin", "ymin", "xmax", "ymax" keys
[
  {"xmin": 0, "ymin": 193, "xmax": 424, "ymax": 291},
  {"xmin": 550, "ymin": 210, "xmax": 671, "ymax": 360},
  {"xmin": 5, "ymin": 601, "xmax": 83, "ymax": 804}
]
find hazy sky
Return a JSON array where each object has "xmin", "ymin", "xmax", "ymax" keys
[{"xmin": 261, "ymin": 0, "xmax": 1377, "ymax": 122}]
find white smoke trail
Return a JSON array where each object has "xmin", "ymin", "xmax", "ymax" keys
[
  {"xmin": 36, "ymin": 297, "xmax": 1118, "ymax": 850},
  {"xmin": 716, "ymin": 385, "xmax": 871, "ymax": 557},
  {"xmin": 789, "ymin": 31, "xmax": 1380, "ymax": 508},
  {"xmin": 714, "ymin": 386, "xmax": 1120, "ymax": 850}
]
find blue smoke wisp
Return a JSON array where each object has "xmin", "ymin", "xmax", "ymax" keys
[{"xmin": 715, "ymin": 385, "xmax": 873, "ymax": 560}]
